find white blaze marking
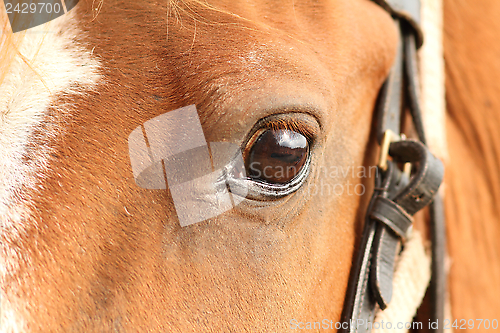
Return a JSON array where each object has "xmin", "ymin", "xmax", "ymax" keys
[{"xmin": 0, "ymin": 10, "xmax": 101, "ymax": 332}]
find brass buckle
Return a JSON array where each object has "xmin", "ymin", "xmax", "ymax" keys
[
  {"xmin": 378, "ymin": 130, "xmax": 400, "ymax": 171},
  {"xmin": 378, "ymin": 130, "xmax": 412, "ymax": 177},
  {"xmin": 378, "ymin": 130, "xmax": 411, "ymax": 178}
]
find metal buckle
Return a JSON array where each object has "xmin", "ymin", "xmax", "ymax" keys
[
  {"xmin": 378, "ymin": 130, "xmax": 400, "ymax": 170},
  {"xmin": 378, "ymin": 130, "xmax": 412, "ymax": 177}
]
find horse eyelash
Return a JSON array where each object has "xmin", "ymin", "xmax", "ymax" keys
[{"xmin": 264, "ymin": 118, "xmax": 318, "ymax": 141}]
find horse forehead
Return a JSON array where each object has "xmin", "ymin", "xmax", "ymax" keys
[
  {"xmin": 92, "ymin": 0, "xmax": 397, "ymax": 126},
  {"xmin": 81, "ymin": 0, "xmax": 395, "ymax": 79},
  {"xmin": 160, "ymin": 0, "xmax": 395, "ymax": 71}
]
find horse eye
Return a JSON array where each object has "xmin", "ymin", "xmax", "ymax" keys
[{"xmin": 245, "ymin": 129, "xmax": 310, "ymax": 184}]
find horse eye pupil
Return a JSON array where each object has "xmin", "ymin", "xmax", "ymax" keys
[{"xmin": 246, "ymin": 129, "xmax": 309, "ymax": 184}]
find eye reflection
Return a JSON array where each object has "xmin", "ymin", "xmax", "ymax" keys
[{"xmin": 245, "ymin": 129, "xmax": 309, "ymax": 184}]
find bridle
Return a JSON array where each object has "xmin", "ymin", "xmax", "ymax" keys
[{"xmin": 340, "ymin": 1, "xmax": 446, "ymax": 332}]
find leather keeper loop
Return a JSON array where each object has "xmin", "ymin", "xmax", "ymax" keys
[{"xmin": 370, "ymin": 196, "xmax": 413, "ymax": 239}]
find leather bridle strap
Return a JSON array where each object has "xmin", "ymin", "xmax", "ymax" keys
[{"xmin": 339, "ymin": 1, "xmax": 446, "ymax": 332}]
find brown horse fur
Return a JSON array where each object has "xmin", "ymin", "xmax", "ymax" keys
[
  {"xmin": 443, "ymin": 0, "xmax": 500, "ymax": 323},
  {"xmin": 0, "ymin": 0, "xmax": 397, "ymax": 331},
  {"xmin": 0, "ymin": 0, "xmax": 499, "ymax": 331}
]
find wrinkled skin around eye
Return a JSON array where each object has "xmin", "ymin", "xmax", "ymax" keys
[{"xmin": 246, "ymin": 129, "xmax": 309, "ymax": 184}]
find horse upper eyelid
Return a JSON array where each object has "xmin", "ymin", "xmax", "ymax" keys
[{"xmin": 242, "ymin": 112, "xmax": 321, "ymax": 149}]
